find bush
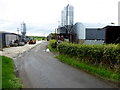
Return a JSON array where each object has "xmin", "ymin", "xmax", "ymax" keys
[
  {"xmin": 49, "ymin": 40, "xmax": 57, "ymax": 49},
  {"xmin": 48, "ymin": 40, "xmax": 58, "ymax": 52},
  {"xmin": 58, "ymin": 42, "xmax": 120, "ymax": 70}
]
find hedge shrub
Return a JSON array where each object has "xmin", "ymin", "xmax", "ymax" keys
[
  {"xmin": 49, "ymin": 40, "xmax": 57, "ymax": 48},
  {"xmin": 47, "ymin": 40, "xmax": 58, "ymax": 52},
  {"xmin": 58, "ymin": 42, "xmax": 120, "ymax": 71}
]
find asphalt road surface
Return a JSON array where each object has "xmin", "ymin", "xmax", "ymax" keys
[{"xmin": 15, "ymin": 41, "xmax": 117, "ymax": 88}]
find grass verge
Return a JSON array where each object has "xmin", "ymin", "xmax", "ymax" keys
[
  {"xmin": 0, "ymin": 56, "xmax": 2, "ymax": 89},
  {"xmin": 56, "ymin": 54, "xmax": 120, "ymax": 83},
  {"xmin": 1, "ymin": 56, "xmax": 22, "ymax": 88}
]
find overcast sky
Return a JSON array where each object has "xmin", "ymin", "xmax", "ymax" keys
[{"xmin": 0, "ymin": 0, "xmax": 119, "ymax": 36}]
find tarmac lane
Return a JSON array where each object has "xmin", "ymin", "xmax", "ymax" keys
[{"xmin": 15, "ymin": 41, "xmax": 117, "ymax": 88}]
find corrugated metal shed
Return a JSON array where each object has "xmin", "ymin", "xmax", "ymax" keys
[
  {"xmin": 86, "ymin": 28, "xmax": 105, "ymax": 40},
  {"xmin": 72, "ymin": 22, "xmax": 106, "ymax": 40},
  {"xmin": 0, "ymin": 31, "xmax": 21, "ymax": 47}
]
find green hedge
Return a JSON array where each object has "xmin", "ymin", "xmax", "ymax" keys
[
  {"xmin": 48, "ymin": 40, "xmax": 58, "ymax": 52},
  {"xmin": 49, "ymin": 40, "xmax": 57, "ymax": 48},
  {"xmin": 58, "ymin": 42, "xmax": 120, "ymax": 71}
]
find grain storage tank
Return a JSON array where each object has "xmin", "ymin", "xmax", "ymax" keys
[{"xmin": 21, "ymin": 22, "xmax": 26, "ymax": 37}]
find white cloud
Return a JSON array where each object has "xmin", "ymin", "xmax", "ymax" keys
[{"xmin": 0, "ymin": 0, "xmax": 119, "ymax": 36}]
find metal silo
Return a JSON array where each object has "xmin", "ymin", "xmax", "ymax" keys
[
  {"xmin": 21, "ymin": 22, "xmax": 26, "ymax": 37},
  {"xmin": 61, "ymin": 4, "xmax": 74, "ymax": 26}
]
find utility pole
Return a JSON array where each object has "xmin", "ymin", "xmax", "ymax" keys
[
  {"xmin": 58, "ymin": 21, "xmax": 60, "ymax": 27},
  {"xmin": 17, "ymin": 28, "xmax": 19, "ymax": 35},
  {"xmin": 55, "ymin": 28, "xmax": 58, "ymax": 40},
  {"xmin": 17, "ymin": 28, "xmax": 19, "ymax": 40}
]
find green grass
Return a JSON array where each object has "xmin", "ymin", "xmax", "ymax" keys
[
  {"xmin": 1, "ymin": 56, "xmax": 22, "ymax": 88},
  {"xmin": 28, "ymin": 36, "xmax": 47, "ymax": 41},
  {"xmin": 56, "ymin": 54, "xmax": 120, "ymax": 82},
  {"xmin": 0, "ymin": 56, "xmax": 2, "ymax": 89}
]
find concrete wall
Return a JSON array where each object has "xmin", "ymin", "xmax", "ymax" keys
[
  {"xmin": 77, "ymin": 39, "xmax": 85, "ymax": 44},
  {"xmin": 83, "ymin": 40, "xmax": 104, "ymax": 45}
]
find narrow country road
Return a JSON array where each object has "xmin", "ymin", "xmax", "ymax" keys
[{"xmin": 15, "ymin": 41, "xmax": 116, "ymax": 88}]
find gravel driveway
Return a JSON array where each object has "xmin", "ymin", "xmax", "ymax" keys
[{"xmin": 0, "ymin": 41, "xmax": 42, "ymax": 58}]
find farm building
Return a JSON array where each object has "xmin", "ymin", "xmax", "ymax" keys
[
  {"xmin": 71, "ymin": 23, "xmax": 120, "ymax": 44},
  {"xmin": 70, "ymin": 22, "xmax": 105, "ymax": 44},
  {"xmin": 53, "ymin": 22, "xmax": 120, "ymax": 44},
  {"xmin": 56, "ymin": 26, "xmax": 72, "ymax": 41},
  {"xmin": 56, "ymin": 22, "xmax": 106, "ymax": 44},
  {"xmin": 103, "ymin": 26, "xmax": 120, "ymax": 44},
  {"xmin": 0, "ymin": 31, "xmax": 22, "ymax": 48}
]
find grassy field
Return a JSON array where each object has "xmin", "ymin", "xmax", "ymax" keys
[
  {"xmin": 1, "ymin": 56, "xmax": 22, "ymax": 88},
  {"xmin": 28, "ymin": 36, "xmax": 46, "ymax": 41}
]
